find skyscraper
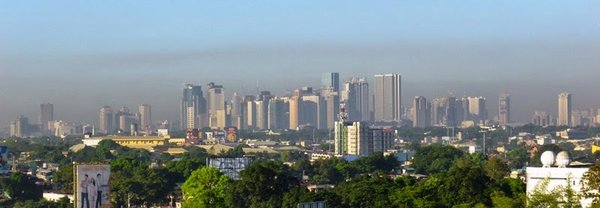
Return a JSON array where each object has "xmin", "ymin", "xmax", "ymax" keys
[
  {"xmin": 39, "ymin": 103, "xmax": 53, "ymax": 134},
  {"xmin": 322, "ymin": 72, "xmax": 340, "ymax": 92},
  {"xmin": 412, "ymin": 96, "xmax": 430, "ymax": 128},
  {"xmin": 10, "ymin": 115, "xmax": 29, "ymax": 137},
  {"xmin": 467, "ymin": 96, "xmax": 487, "ymax": 124},
  {"xmin": 181, "ymin": 84, "xmax": 207, "ymax": 130},
  {"xmin": 322, "ymin": 87, "xmax": 339, "ymax": 129},
  {"xmin": 207, "ymin": 82, "xmax": 226, "ymax": 129},
  {"xmin": 138, "ymin": 104, "xmax": 151, "ymax": 131},
  {"xmin": 374, "ymin": 74, "xmax": 401, "ymax": 122},
  {"xmin": 342, "ymin": 77, "xmax": 369, "ymax": 121},
  {"xmin": 99, "ymin": 106, "xmax": 113, "ymax": 134},
  {"xmin": 431, "ymin": 96, "xmax": 457, "ymax": 127},
  {"xmin": 230, "ymin": 92, "xmax": 243, "ymax": 128},
  {"xmin": 289, "ymin": 95, "xmax": 300, "ymax": 130},
  {"xmin": 532, "ymin": 111, "xmax": 552, "ymax": 126},
  {"xmin": 499, "ymin": 94, "xmax": 510, "ymax": 126},
  {"xmin": 557, "ymin": 92, "xmax": 572, "ymax": 126}
]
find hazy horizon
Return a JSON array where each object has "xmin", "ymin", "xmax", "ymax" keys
[{"xmin": 2, "ymin": 1, "xmax": 600, "ymax": 126}]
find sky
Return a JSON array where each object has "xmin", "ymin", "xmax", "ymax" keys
[{"xmin": 1, "ymin": 1, "xmax": 600, "ymax": 126}]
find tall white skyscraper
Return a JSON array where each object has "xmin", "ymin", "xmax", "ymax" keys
[
  {"xmin": 498, "ymin": 94, "xmax": 510, "ymax": 126},
  {"xmin": 557, "ymin": 92, "xmax": 572, "ymax": 126},
  {"xmin": 342, "ymin": 77, "xmax": 369, "ymax": 121},
  {"xmin": 374, "ymin": 74, "xmax": 401, "ymax": 122},
  {"xmin": 138, "ymin": 104, "xmax": 152, "ymax": 131}
]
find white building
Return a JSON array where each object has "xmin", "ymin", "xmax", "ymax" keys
[{"xmin": 526, "ymin": 151, "xmax": 593, "ymax": 207}]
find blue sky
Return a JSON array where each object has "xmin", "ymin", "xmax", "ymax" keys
[{"xmin": 1, "ymin": 1, "xmax": 600, "ymax": 125}]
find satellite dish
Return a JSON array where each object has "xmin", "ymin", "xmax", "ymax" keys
[
  {"xmin": 555, "ymin": 151, "xmax": 571, "ymax": 168},
  {"xmin": 541, "ymin": 151, "xmax": 555, "ymax": 168}
]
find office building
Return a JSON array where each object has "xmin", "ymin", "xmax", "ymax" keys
[
  {"xmin": 207, "ymin": 82, "xmax": 226, "ymax": 129},
  {"xmin": 244, "ymin": 96, "xmax": 256, "ymax": 129},
  {"xmin": 181, "ymin": 84, "xmax": 207, "ymax": 130},
  {"xmin": 322, "ymin": 88, "xmax": 339, "ymax": 129},
  {"xmin": 302, "ymin": 94, "xmax": 326, "ymax": 129},
  {"xmin": 322, "ymin": 72, "xmax": 340, "ymax": 92},
  {"xmin": 374, "ymin": 74, "xmax": 401, "ymax": 122},
  {"xmin": 467, "ymin": 96, "xmax": 487, "ymax": 124},
  {"xmin": 532, "ymin": 111, "xmax": 553, "ymax": 126},
  {"xmin": 342, "ymin": 77, "xmax": 369, "ymax": 121},
  {"xmin": 39, "ymin": 103, "xmax": 53, "ymax": 135},
  {"xmin": 557, "ymin": 92, "xmax": 572, "ymax": 126},
  {"xmin": 138, "ymin": 104, "xmax": 151, "ymax": 132},
  {"xmin": 289, "ymin": 95, "xmax": 300, "ymax": 130},
  {"xmin": 412, "ymin": 96, "xmax": 430, "ymax": 128},
  {"xmin": 431, "ymin": 96, "xmax": 457, "ymax": 127},
  {"xmin": 334, "ymin": 121, "xmax": 393, "ymax": 156},
  {"xmin": 268, "ymin": 97, "xmax": 289, "ymax": 130},
  {"xmin": 230, "ymin": 92, "xmax": 243, "ymax": 128},
  {"xmin": 99, "ymin": 106, "xmax": 113, "ymax": 134},
  {"xmin": 9, "ymin": 115, "xmax": 29, "ymax": 137},
  {"xmin": 498, "ymin": 94, "xmax": 510, "ymax": 126}
]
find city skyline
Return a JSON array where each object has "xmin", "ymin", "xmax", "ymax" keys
[{"xmin": 3, "ymin": 1, "xmax": 600, "ymax": 126}]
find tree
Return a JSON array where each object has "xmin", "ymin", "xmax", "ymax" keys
[
  {"xmin": 53, "ymin": 164, "xmax": 74, "ymax": 193},
  {"xmin": 507, "ymin": 145, "xmax": 529, "ymax": 169},
  {"xmin": 581, "ymin": 161, "xmax": 600, "ymax": 206},
  {"xmin": 335, "ymin": 174, "xmax": 397, "ymax": 207},
  {"xmin": 0, "ymin": 173, "xmax": 42, "ymax": 201},
  {"xmin": 181, "ymin": 167, "xmax": 232, "ymax": 208},
  {"xmin": 226, "ymin": 161, "xmax": 299, "ymax": 207},
  {"xmin": 485, "ymin": 156, "xmax": 509, "ymax": 182},
  {"xmin": 412, "ymin": 145, "xmax": 464, "ymax": 174},
  {"xmin": 437, "ymin": 157, "xmax": 492, "ymax": 207}
]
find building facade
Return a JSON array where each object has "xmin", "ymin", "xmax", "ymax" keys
[
  {"xmin": 557, "ymin": 92, "xmax": 572, "ymax": 126},
  {"xmin": 374, "ymin": 74, "xmax": 401, "ymax": 122}
]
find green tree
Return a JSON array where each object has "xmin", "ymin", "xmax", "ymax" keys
[
  {"xmin": 226, "ymin": 161, "xmax": 299, "ymax": 208},
  {"xmin": 53, "ymin": 164, "xmax": 74, "ymax": 193},
  {"xmin": 412, "ymin": 144, "xmax": 464, "ymax": 174},
  {"xmin": 437, "ymin": 157, "xmax": 491, "ymax": 207},
  {"xmin": 581, "ymin": 161, "xmax": 600, "ymax": 206},
  {"xmin": 181, "ymin": 167, "xmax": 232, "ymax": 208},
  {"xmin": 485, "ymin": 156, "xmax": 509, "ymax": 182},
  {"xmin": 0, "ymin": 173, "xmax": 42, "ymax": 201}
]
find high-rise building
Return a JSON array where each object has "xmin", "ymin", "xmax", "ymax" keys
[
  {"xmin": 431, "ymin": 96, "xmax": 457, "ymax": 127},
  {"xmin": 138, "ymin": 104, "xmax": 151, "ymax": 131},
  {"xmin": 302, "ymin": 94, "xmax": 326, "ymax": 129},
  {"xmin": 342, "ymin": 78, "xmax": 369, "ymax": 121},
  {"xmin": 467, "ymin": 96, "xmax": 487, "ymax": 124},
  {"xmin": 39, "ymin": 103, "xmax": 54, "ymax": 135},
  {"xmin": 499, "ymin": 94, "xmax": 511, "ymax": 126},
  {"xmin": 322, "ymin": 72, "xmax": 340, "ymax": 92},
  {"xmin": 268, "ymin": 97, "xmax": 289, "ymax": 130},
  {"xmin": 532, "ymin": 111, "xmax": 553, "ymax": 126},
  {"xmin": 557, "ymin": 92, "xmax": 572, "ymax": 127},
  {"xmin": 374, "ymin": 74, "xmax": 401, "ymax": 122},
  {"xmin": 334, "ymin": 121, "xmax": 393, "ymax": 156},
  {"xmin": 254, "ymin": 100, "xmax": 268, "ymax": 130},
  {"xmin": 322, "ymin": 88, "xmax": 339, "ymax": 129},
  {"xmin": 10, "ymin": 115, "xmax": 29, "ymax": 137},
  {"xmin": 230, "ymin": 92, "xmax": 243, "ymax": 128},
  {"xmin": 244, "ymin": 96, "xmax": 257, "ymax": 129},
  {"xmin": 99, "ymin": 106, "xmax": 113, "ymax": 134},
  {"xmin": 289, "ymin": 95, "xmax": 300, "ymax": 130},
  {"xmin": 207, "ymin": 82, "xmax": 226, "ymax": 129},
  {"xmin": 181, "ymin": 84, "xmax": 207, "ymax": 130},
  {"xmin": 412, "ymin": 96, "xmax": 430, "ymax": 128}
]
